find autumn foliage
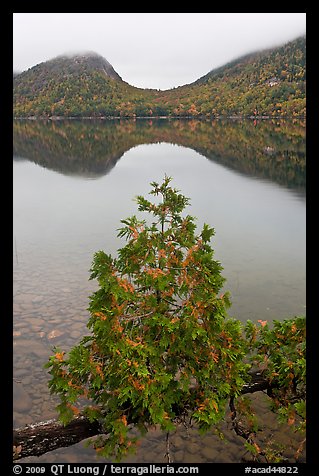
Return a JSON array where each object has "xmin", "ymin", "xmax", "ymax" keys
[
  {"xmin": 14, "ymin": 37, "xmax": 305, "ymax": 118},
  {"xmin": 46, "ymin": 176, "xmax": 305, "ymax": 462}
]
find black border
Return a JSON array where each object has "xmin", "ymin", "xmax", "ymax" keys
[{"xmin": 8, "ymin": 9, "xmax": 313, "ymax": 473}]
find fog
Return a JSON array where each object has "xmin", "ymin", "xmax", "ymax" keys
[{"xmin": 13, "ymin": 13, "xmax": 306, "ymax": 90}]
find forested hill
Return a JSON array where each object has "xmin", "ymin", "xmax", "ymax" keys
[{"xmin": 13, "ymin": 36, "xmax": 305, "ymax": 118}]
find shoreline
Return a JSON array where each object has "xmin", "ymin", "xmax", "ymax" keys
[{"xmin": 13, "ymin": 114, "xmax": 306, "ymax": 121}]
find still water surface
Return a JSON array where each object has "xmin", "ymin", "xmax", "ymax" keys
[{"xmin": 13, "ymin": 118, "xmax": 306, "ymax": 462}]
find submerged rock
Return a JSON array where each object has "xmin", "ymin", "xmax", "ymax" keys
[
  {"xmin": 47, "ymin": 329, "xmax": 64, "ymax": 340},
  {"xmin": 13, "ymin": 381, "xmax": 33, "ymax": 413}
]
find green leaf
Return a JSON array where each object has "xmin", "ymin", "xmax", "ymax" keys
[{"xmin": 201, "ymin": 223, "xmax": 215, "ymax": 243}]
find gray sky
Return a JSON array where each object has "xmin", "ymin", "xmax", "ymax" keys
[{"xmin": 13, "ymin": 13, "xmax": 306, "ymax": 90}]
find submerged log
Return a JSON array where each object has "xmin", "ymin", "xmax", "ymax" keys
[{"xmin": 13, "ymin": 371, "xmax": 272, "ymax": 461}]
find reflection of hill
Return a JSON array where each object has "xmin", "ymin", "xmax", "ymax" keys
[{"xmin": 13, "ymin": 119, "xmax": 305, "ymax": 191}]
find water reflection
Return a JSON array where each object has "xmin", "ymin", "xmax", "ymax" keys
[
  {"xmin": 13, "ymin": 118, "xmax": 305, "ymax": 192},
  {"xmin": 13, "ymin": 118, "xmax": 306, "ymax": 463}
]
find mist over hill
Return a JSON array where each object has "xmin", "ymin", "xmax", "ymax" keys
[{"xmin": 13, "ymin": 36, "xmax": 305, "ymax": 118}]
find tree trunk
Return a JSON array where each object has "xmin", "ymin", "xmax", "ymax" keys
[{"xmin": 13, "ymin": 416, "xmax": 103, "ymax": 460}]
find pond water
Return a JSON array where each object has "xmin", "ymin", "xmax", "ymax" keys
[{"xmin": 13, "ymin": 118, "xmax": 306, "ymax": 463}]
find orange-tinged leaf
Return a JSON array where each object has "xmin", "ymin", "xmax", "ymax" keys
[
  {"xmin": 67, "ymin": 403, "xmax": 80, "ymax": 415},
  {"xmin": 132, "ymin": 379, "xmax": 145, "ymax": 391},
  {"xmin": 288, "ymin": 414, "xmax": 296, "ymax": 426},
  {"xmin": 129, "ymin": 226, "xmax": 139, "ymax": 240},
  {"xmin": 158, "ymin": 249, "xmax": 166, "ymax": 259},
  {"xmin": 210, "ymin": 351, "xmax": 219, "ymax": 363},
  {"xmin": 253, "ymin": 442, "xmax": 261, "ymax": 453},
  {"xmin": 120, "ymin": 415, "xmax": 127, "ymax": 426},
  {"xmin": 126, "ymin": 338, "xmax": 142, "ymax": 347},
  {"xmin": 258, "ymin": 320, "xmax": 267, "ymax": 327},
  {"xmin": 95, "ymin": 312, "xmax": 107, "ymax": 321},
  {"xmin": 212, "ymin": 400, "xmax": 219, "ymax": 412},
  {"xmin": 55, "ymin": 352, "xmax": 65, "ymax": 362},
  {"xmin": 96, "ymin": 365, "xmax": 104, "ymax": 378}
]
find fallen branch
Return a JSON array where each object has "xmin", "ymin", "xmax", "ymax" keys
[
  {"xmin": 13, "ymin": 416, "xmax": 103, "ymax": 460},
  {"xmin": 13, "ymin": 371, "xmax": 272, "ymax": 461}
]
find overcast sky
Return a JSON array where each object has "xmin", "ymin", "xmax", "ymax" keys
[{"xmin": 13, "ymin": 13, "xmax": 306, "ymax": 90}]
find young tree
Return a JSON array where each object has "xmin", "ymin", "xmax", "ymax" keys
[{"xmin": 45, "ymin": 176, "xmax": 305, "ymax": 462}]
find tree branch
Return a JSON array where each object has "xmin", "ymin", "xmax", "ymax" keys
[
  {"xmin": 13, "ymin": 416, "xmax": 103, "ymax": 460},
  {"xmin": 13, "ymin": 371, "xmax": 273, "ymax": 461}
]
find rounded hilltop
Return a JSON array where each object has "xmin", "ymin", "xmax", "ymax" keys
[{"xmin": 18, "ymin": 51, "xmax": 123, "ymax": 82}]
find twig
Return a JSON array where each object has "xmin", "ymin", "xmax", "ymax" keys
[{"xmin": 164, "ymin": 432, "xmax": 172, "ymax": 463}]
